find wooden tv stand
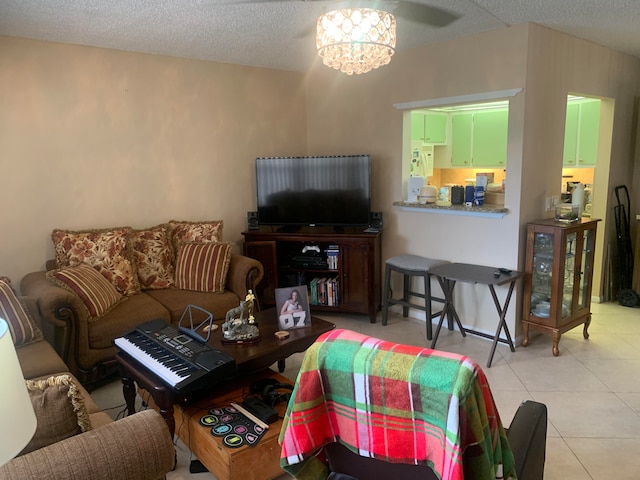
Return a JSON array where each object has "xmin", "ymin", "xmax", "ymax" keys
[{"xmin": 242, "ymin": 226, "xmax": 381, "ymax": 323}]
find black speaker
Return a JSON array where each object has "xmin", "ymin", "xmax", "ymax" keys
[
  {"xmin": 369, "ymin": 211, "xmax": 383, "ymax": 230},
  {"xmin": 247, "ymin": 211, "xmax": 259, "ymax": 230}
]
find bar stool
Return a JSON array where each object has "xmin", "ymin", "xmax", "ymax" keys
[{"xmin": 381, "ymin": 255, "xmax": 449, "ymax": 340}]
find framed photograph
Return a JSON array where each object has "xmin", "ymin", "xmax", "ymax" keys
[{"xmin": 275, "ymin": 285, "xmax": 311, "ymax": 330}]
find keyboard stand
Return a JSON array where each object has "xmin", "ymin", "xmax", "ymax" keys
[{"xmin": 117, "ymin": 352, "xmax": 178, "ymax": 437}]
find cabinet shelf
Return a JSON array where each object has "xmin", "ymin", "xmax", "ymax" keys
[
  {"xmin": 242, "ymin": 227, "xmax": 381, "ymax": 323},
  {"xmin": 280, "ymin": 266, "xmax": 336, "ymax": 274}
]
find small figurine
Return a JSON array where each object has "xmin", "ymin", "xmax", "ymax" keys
[
  {"xmin": 245, "ymin": 290, "xmax": 256, "ymax": 325},
  {"xmin": 222, "ymin": 298, "xmax": 260, "ymax": 344}
]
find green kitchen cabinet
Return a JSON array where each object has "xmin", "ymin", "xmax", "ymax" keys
[
  {"xmin": 577, "ymin": 100, "xmax": 600, "ymax": 166},
  {"xmin": 451, "ymin": 113, "xmax": 473, "ymax": 166},
  {"xmin": 424, "ymin": 113, "xmax": 447, "ymax": 144},
  {"xmin": 410, "ymin": 112, "xmax": 425, "ymax": 142},
  {"xmin": 472, "ymin": 109, "xmax": 508, "ymax": 166},
  {"xmin": 563, "ymin": 102, "xmax": 580, "ymax": 166},
  {"xmin": 411, "ymin": 112, "xmax": 447, "ymax": 144},
  {"xmin": 563, "ymin": 99, "xmax": 600, "ymax": 167}
]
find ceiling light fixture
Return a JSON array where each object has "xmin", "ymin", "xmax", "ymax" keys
[{"xmin": 316, "ymin": 8, "xmax": 396, "ymax": 75}]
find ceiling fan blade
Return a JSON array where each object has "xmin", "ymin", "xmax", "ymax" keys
[
  {"xmin": 294, "ymin": 23, "xmax": 316, "ymax": 39},
  {"xmin": 391, "ymin": 1, "xmax": 461, "ymax": 28}
]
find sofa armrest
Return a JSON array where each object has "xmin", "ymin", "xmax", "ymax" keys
[
  {"xmin": 21, "ymin": 271, "xmax": 89, "ymax": 364},
  {"xmin": 506, "ymin": 400, "xmax": 547, "ymax": 480},
  {"xmin": 0, "ymin": 409, "xmax": 175, "ymax": 480},
  {"xmin": 226, "ymin": 253, "xmax": 264, "ymax": 300}
]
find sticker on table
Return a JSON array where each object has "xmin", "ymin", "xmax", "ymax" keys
[
  {"xmin": 200, "ymin": 406, "xmax": 266, "ymax": 448},
  {"xmin": 199, "ymin": 415, "xmax": 219, "ymax": 427}
]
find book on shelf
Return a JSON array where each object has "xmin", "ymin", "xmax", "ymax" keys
[
  {"xmin": 309, "ymin": 276, "xmax": 339, "ymax": 306},
  {"xmin": 309, "ymin": 278, "xmax": 318, "ymax": 305}
]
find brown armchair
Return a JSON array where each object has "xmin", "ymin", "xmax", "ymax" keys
[{"xmin": 0, "ymin": 409, "xmax": 175, "ymax": 480}]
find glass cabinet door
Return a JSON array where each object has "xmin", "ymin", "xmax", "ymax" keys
[
  {"xmin": 530, "ymin": 232, "xmax": 553, "ymax": 317},
  {"xmin": 563, "ymin": 233, "xmax": 577, "ymax": 318},
  {"xmin": 579, "ymin": 228, "xmax": 595, "ymax": 308}
]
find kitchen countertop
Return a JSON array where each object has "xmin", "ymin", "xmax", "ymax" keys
[{"xmin": 393, "ymin": 201, "xmax": 508, "ymax": 218}]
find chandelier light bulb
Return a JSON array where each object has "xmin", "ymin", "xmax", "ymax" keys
[{"xmin": 316, "ymin": 8, "xmax": 396, "ymax": 75}]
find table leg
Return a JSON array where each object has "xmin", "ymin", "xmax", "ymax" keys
[
  {"xmin": 122, "ymin": 374, "xmax": 136, "ymax": 416},
  {"xmin": 552, "ymin": 331, "xmax": 561, "ymax": 357},
  {"xmin": 583, "ymin": 315, "xmax": 591, "ymax": 339},
  {"xmin": 431, "ymin": 278, "xmax": 466, "ymax": 349},
  {"xmin": 278, "ymin": 359, "xmax": 285, "ymax": 372},
  {"xmin": 156, "ymin": 396, "xmax": 177, "ymax": 440},
  {"xmin": 486, "ymin": 282, "xmax": 517, "ymax": 368},
  {"xmin": 522, "ymin": 322, "xmax": 530, "ymax": 347}
]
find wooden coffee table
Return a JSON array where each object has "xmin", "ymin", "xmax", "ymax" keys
[{"xmin": 116, "ymin": 308, "xmax": 335, "ymax": 438}]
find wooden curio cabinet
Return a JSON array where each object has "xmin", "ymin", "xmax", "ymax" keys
[
  {"xmin": 522, "ymin": 218, "xmax": 599, "ymax": 356},
  {"xmin": 242, "ymin": 227, "xmax": 381, "ymax": 322}
]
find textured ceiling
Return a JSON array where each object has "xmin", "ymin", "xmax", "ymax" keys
[{"xmin": 1, "ymin": 0, "xmax": 639, "ymax": 72}]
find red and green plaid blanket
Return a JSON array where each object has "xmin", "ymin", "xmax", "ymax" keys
[{"xmin": 279, "ymin": 329, "xmax": 516, "ymax": 480}]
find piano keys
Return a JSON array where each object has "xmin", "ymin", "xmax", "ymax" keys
[{"xmin": 114, "ymin": 319, "xmax": 236, "ymax": 394}]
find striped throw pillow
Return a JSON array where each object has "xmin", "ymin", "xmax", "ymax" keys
[
  {"xmin": 174, "ymin": 242, "xmax": 232, "ymax": 293},
  {"xmin": 48, "ymin": 264, "xmax": 123, "ymax": 318},
  {"xmin": 0, "ymin": 279, "xmax": 43, "ymax": 347}
]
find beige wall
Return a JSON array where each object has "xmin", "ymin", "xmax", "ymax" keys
[
  {"xmin": 0, "ymin": 36, "xmax": 307, "ymax": 287},
  {"xmin": 305, "ymin": 23, "xmax": 640, "ymax": 338}
]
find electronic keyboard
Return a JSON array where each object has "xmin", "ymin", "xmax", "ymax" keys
[{"xmin": 114, "ymin": 319, "xmax": 236, "ymax": 394}]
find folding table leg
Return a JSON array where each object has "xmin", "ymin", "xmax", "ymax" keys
[{"xmin": 486, "ymin": 281, "xmax": 517, "ymax": 368}]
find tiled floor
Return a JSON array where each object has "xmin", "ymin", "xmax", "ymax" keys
[{"xmin": 92, "ymin": 301, "xmax": 640, "ymax": 479}]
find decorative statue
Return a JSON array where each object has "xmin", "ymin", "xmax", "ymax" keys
[
  {"xmin": 222, "ymin": 297, "xmax": 260, "ymax": 344},
  {"xmin": 245, "ymin": 290, "xmax": 256, "ymax": 325}
]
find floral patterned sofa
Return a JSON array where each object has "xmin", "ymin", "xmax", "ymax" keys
[{"xmin": 21, "ymin": 220, "xmax": 263, "ymax": 388}]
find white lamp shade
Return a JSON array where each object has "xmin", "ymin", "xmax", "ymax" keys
[{"xmin": 0, "ymin": 318, "xmax": 37, "ymax": 466}]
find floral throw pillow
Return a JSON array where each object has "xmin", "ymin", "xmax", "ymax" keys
[
  {"xmin": 168, "ymin": 220, "xmax": 223, "ymax": 259},
  {"xmin": 52, "ymin": 227, "xmax": 140, "ymax": 296},
  {"xmin": 129, "ymin": 225, "xmax": 175, "ymax": 290}
]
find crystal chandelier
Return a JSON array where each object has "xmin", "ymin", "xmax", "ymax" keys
[{"xmin": 316, "ymin": 8, "xmax": 396, "ymax": 75}]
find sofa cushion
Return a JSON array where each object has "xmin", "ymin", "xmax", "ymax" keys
[
  {"xmin": 20, "ymin": 375, "xmax": 92, "ymax": 456},
  {"xmin": 52, "ymin": 227, "xmax": 140, "ymax": 296},
  {"xmin": 0, "ymin": 279, "xmax": 43, "ymax": 347},
  {"xmin": 174, "ymin": 242, "xmax": 232, "ymax": 293},
  {"xmin": 146, "ymin": 288, "xmax": 241, "ymax": 325},
  {"xmin": 88, "ymin": 292, "xmax": 171, "ymax": 350},
  {"xmin": 130, "ymin": 225, "xmax": 175, "ymax": 290},
  {"xmin": 167, "ymin": 220, "xmax": 223, "ymax": 257},
  {"xmin": 16, "ymin": 339, "xmax": 69, "ymax": 380},
  {"xmin": 48, "ymin": 264, "xmax": 123, "ymax": 319}
]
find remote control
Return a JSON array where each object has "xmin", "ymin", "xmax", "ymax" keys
[{"xmin": 499, "ymin": 268, "xmax": 512, "ymax": 274}]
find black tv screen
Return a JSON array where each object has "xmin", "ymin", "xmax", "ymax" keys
[{"xmin": 256, "ymin": 155, "xmax": 371, "ymax": 227}]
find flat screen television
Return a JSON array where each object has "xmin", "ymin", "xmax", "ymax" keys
[{"xmin": 256, "ymin": 155, "xmax": 371, "ymax": 227}]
